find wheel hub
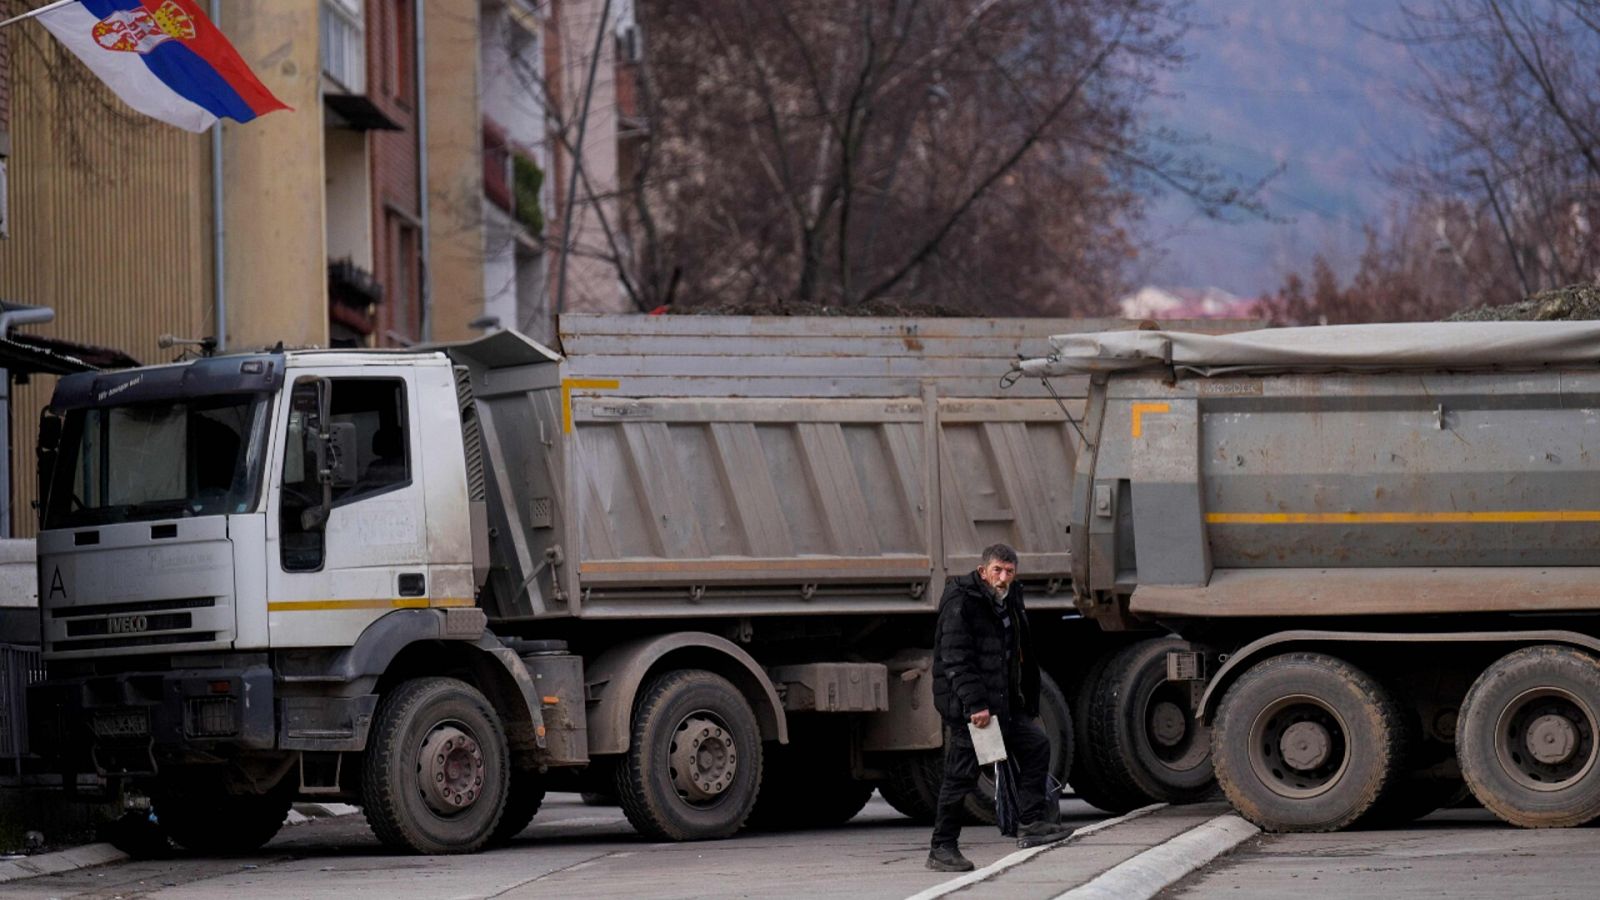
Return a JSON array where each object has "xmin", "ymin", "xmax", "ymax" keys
[
  {"xmin": 1526, "ymin": 712, "xmax": 1579, "ymax": 765},
  {"xmin": 1279, "ymin": 720, "xmax": 1332, "ymax": 771},
  {"xmin": 1149, "ymin": 700, "xmax": 1187, "ymax": 748},
  {"xmin": 419, "ymin": 725, "xmax": 485, "ymax": 815},
  {"xmin": 1494, "ymin": 687, "xmax": 1598, "ymax": 792},
  {"xmin": 670, "ymin": 715, "xmax": 738, "ymax": 803}
]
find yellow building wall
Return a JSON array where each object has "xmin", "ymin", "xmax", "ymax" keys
[
  {"xmin": 425, "ymin": 0, "xmax": 487, "ymax": 344},
  {"xmin": 0, "ymin": 31, "xmax": 211, "ymax": 537},
  {"xmin": 218, "ymin": 0, "xmax": 328, "ymax": 352}
]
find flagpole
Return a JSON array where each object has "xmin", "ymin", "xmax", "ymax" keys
[{"xmin": 0, "ymin": 0, "xmax": 77, "ymax": 30}]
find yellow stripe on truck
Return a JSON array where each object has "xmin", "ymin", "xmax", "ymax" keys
[
  {"xmin": 266, "ymin": 598, "xmax": 476, "ymax": 612},
  {"xmin": 562, "ymin": 377, "xmax": 621, "ymax": 433},
  {"xmin": 1206, "ymin": 510, "xmax": 1600, "ymax": 525}
]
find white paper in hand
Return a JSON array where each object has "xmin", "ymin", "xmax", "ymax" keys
[{"xmin": 968, "ymin": 716, "xmax": 1007, "ymax": 765}]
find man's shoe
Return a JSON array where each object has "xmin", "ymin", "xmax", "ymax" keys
[
  {"xmin": 1015, "ymin": 820, "xmax": 1073, "ymax": 848},
  {"xmin": 926, "ymin": 845, "xmax": 975, "ymax": 872}
]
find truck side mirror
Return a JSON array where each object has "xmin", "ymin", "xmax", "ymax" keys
[
  {"xmin": 36, "ymin": 409, "xmax": 62, "ymax": 525},
  {"xmin": 301, "ymin": 379, "xmax": 344, "ymax": 531}
]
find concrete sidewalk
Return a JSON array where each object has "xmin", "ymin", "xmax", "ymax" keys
[{"xmin": 912, "ymin": 802, "xmax": 1257, "ymax": 900}]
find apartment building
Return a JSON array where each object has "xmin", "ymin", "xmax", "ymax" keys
[{"xmin": 0, "ymin": 0, "xmax": 637, "ymax": 533}]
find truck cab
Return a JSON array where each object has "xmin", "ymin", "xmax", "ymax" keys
[{"xmin": 27, "ymin": 347, "xmax": 519, "ymax": 853}]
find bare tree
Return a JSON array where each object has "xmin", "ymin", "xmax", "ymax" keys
[
  {"xmin": 502, "ymin": 0, "xmax": 1270, "ymax": 318},
  {"xmin": 1266, "ymin": 0, "xmax": 1600, "ymax": 323}
]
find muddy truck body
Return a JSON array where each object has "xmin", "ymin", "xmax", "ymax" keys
[
  {"xmin": 1017, "ymin": 321, "xmax": 1600, "ymax": 832},
  {"xmin": 25, "ymin": 315, "xmax": 1246, "ymax": 854}
]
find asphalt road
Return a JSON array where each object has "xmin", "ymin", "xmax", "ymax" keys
[
  {"xmin": 4, "ymin": 794, "xmax": 1600, "ymax": 899},
  {"xmin": 1162, "ymin": 806, "xmax": 1600, "ymax": 900},
  {"xmin": 0, "ymin": 794, "xmax": 1110, "ymax": 900}
]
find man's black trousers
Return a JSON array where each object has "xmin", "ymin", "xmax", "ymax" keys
[{"xmin": 931, "ymin": 715, "xmax": 1052, "ymax": 848}]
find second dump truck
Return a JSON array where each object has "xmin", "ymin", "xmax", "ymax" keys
[{"xmin": 1018, "ymin": 321, "xmax": 1600, "ymax": 831}]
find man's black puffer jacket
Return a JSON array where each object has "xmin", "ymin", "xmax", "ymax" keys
[{"xmin": 930, "ymin": 571, "xmax": 1041, "ymax": 725}]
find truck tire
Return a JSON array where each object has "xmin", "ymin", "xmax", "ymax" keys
[
  {"xmin": 1456, "ymin": 645, "xmax": 1600, "ymax": 828},
  {"xmin": 1086, "ymin": 638, "xmax": 1215, "ymax": 806},
  {"xmin": 361, "ymin": 677, "xmax": 510, "ymax": 854},
  {"xmin": 878, "ymin": 750, "xmax": 944, "ymax": 823},
  {"xmin": 1069, "ymin": 655, "xmax": 1153, "ymax": 813},
  {"xmin": 487, "ymin": 768, "xmax": 546, "ymax": 846},
  {"xmin": 158, "ymin": 789, "xmax": 292, "ymax": 855},
  {"xmin": 965, "ymin": 671, "xmax": 1075, "ymax": 824},
  {"xmin": 750, "ymin": 742, "xmax": 873, "ymax": 830},
  {"xmin": 103, "ymin": 809, "xmax": 172, "ymax": 859},
  {"xmin": 1361, "ymin": 775, "xmax": 1469, "ymax": 827},
  {"xmin": 1212, "ymin": 652, "xmax": 1403, "ymax": 832},
  {"xmin": 614, "ymin": 670, "xmax": 763, "ymax": 841}
]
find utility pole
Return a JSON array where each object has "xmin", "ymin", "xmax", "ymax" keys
[{"xmin": 1470, "ymin": 167, "xmax": 1532, "ymax": 297}]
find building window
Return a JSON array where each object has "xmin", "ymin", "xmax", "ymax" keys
[
  {"xmin": 386, "ymin": 213, "xmax": 420, "ymax": 345},
  {"xmin": 383, "ymin": 0, "xmax": 414, "ymax": 106},
  {"xmin": 320, "ymin": 0, "xmax": 366, "ymax": 94}
]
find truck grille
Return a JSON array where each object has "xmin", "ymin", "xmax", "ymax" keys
[{"xmin": 48, "ymin": 597, "xmax": 218, "ymax": 654}]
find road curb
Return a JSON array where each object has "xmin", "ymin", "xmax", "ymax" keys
[
  {"xmin": 1051, "ymin": 813, "xmax": 1260, "ymax": 900},
  {"xmin": 0, "ymin": 803, "xmax": 363, "ymax": 883},
  {"xmin": 905, "ymin": 803, "xmax": 1168, "ymax": 900},
  {"xmin": 286, "ymin": 802, "xmax": 362, "ymax": 825},
  {"xmin": 0, "ymin": 843, "xmax": 128, "ymax": 883}
]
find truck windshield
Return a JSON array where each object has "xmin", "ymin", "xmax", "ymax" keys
[{"xmin": 43, "ymin": 394, "xmax": 270, "ymax": 529}]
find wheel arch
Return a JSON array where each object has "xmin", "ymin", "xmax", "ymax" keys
[
  {"xmin": 374, "ymin": 638, "xmax": 545, "ymax": 759},
  {"xmin": 585, "ymin": 633, "xmax": 788, "ymax": 756},
  {"xmin": 1198, "ymin": 628, "xmax": 1600, "ymax": 724}
]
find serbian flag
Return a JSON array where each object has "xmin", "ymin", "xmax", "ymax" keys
[{"xmin": 32, "ymin": 0, "xmax": 289, "ymax": 131}]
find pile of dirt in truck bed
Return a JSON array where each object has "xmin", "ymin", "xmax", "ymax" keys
[{"xmin": 1446, "ymin": 284, "xmax": 1600, "ymax": 321}]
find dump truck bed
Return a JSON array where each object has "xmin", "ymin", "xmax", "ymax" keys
[
  {"xmin": 1016, "ymin": 322, "xmax": 1600, "ymax": 621},
  {"xmin": 451, "ymin": 315, "xmax": 1255, "ymax": 621}
]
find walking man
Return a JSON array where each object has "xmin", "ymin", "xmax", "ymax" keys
[{"xmin": 927, "ymin": 543, "xmax": 1070, "ymax": 872}]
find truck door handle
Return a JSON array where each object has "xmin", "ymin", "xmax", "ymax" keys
[{"xmin": 398, "ymin": 573, "xmax": 426, "ymax": 597}]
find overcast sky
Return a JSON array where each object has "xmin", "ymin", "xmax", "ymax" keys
[{"xmin": 1135, "ymin": 1, "xmax": 1439, "ymax": 299}]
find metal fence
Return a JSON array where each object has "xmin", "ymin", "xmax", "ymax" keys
[{"xmin": 0, "ymin": 643, "xmax": 43, "ymax": 771}]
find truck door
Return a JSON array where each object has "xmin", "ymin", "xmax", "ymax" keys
[{"xmin": 264, "ymin": 371, "xmax": 434, "ymax": 647}]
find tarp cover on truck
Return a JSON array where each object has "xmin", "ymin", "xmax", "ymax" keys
[{"xmin": 1014, "ymin": 321, "xmax": 1600, "ymax": 377}]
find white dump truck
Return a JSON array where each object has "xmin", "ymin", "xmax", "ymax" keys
[
  {"xmin": 26, "ymin": 315, "xmax": 1242, "ymax": 854},
  {"xmin": 1016, "ymin": 322, "xmax": 1600, "ymax": 833}
]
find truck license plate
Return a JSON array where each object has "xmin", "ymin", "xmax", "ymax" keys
[{"xmin": 90, "ymin": 710, "xmax": 149, "ymax": 738}]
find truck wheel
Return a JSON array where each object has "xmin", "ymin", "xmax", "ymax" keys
[
  {"xmin": 878, "ymin": 749, "xmax": 943, "ymax": 823},
  {"xmin": 1070, "ymin": 655, "xmax": 1153, "ymax": 813},
  {"xmin": 1212, "ymin": 652, "xmax": 1402, "ymax": 832},
  {"xmin": 487, "ymin": 768, "xmax": 546, "ymax": 846},
  {"xmin": 1457, "ymin": 645, "xmax": 1600, "ymax": 828},
  {"xmin": 964, "ymin": 672, "xmax": 1074, "ymax": 824},
  {"xmin": 103, "ymin": 809, "xmax": 171, "ymax": 859},
  {"xmin": 1361, "ymin": 775, "xmax": 1469, "ymax": 827},
  {"xmin": 154, "ymin": 783, "xmax": 292, "ymax": 854},
  {"xmin": 614, "ymin": 670, "xmax": 763, "ymax": 841},
  {"xmin": 1087, "ymin": 638, "xmax": 1215, "ymax": 805},
  {"xmin": 362, "ymin": 677, "xmax": 510, "ymax": 854},
  {"xmin": 750, "ymin": 742, "xmax": 873, "ymax": 829},
  {"xmin": 811, "ymin": 779, "xmax": 875, "ymax": 826}
]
